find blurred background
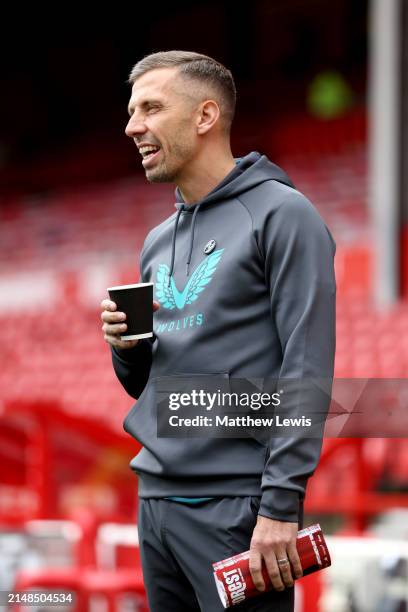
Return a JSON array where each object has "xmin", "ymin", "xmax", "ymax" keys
[{"xmin": 1, "ymin": 0, "xmax": 407, "ymax": 610}]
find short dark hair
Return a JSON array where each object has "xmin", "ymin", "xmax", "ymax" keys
[{"xmin": 128, "ymin": 50, "xmax": 236, "ymax": 132}]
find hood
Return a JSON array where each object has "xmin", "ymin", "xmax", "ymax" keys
[
  {"xmin": 174, "ymin": 151, "xmax": 295, "ymax": 212},
  {"xmin": 168, "ymin": 151, "xmax": 295, "ymax": 280}
]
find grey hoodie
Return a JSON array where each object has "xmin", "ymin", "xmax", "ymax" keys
[{"xmin": 112, "ymin": 151, "xmax": 336, "ymax": 522}]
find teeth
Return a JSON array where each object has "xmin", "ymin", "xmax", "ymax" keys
[{"xmin": 139, "ymin": 145, "xmax": 160, "ymax": 158}]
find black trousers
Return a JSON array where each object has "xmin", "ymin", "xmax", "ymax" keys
[{"xmin": 138, "ymin": 497, "xmax": 295, "ymax": 612}]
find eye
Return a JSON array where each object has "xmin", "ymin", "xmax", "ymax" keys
[{"xmin": 146, "ymin": 105, "xmax": 161, "ymax": 114}]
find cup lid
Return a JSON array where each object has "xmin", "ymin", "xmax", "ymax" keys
[{"xmin": 107, "ymin": 282, "xmax": 154, "ymax": 290}]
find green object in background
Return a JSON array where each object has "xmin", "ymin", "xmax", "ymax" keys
[{"xmin": 307, "ymin": 70, "xmax": 354, "ymax": 119}]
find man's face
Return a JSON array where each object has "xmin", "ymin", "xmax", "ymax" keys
[{"xmin": 125, "ymin": 67, "xmax": 199, "ymax": 183}]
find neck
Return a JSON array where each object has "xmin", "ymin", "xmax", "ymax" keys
[{"xmin": 177, "ymin": 143, "xmax": 235, "ymax": 204}]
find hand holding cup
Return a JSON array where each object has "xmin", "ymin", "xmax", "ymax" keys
[{"xmin": 101, "ymin": 285, "xmax": 159, "ymax": 350}]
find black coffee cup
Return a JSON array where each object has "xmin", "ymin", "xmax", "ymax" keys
[{"xmin": 107, "ymin": 282, "xmax": 153, "ymax": 340}]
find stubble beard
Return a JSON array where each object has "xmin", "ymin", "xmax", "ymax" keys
[
  {"xmin": 146, "ymin": 132, "xmax": 195, "ymax": 184},
  {"xmin": 145, "ymin": 159, "xmax": 175, "ymax": 184}
]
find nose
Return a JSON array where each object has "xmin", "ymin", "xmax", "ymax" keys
[{"xmin": 125, "ymin": 114, "xmax": 147, "ymax": 138}]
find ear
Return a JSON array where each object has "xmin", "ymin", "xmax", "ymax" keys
[{"xmin": 196, "ymin": 100, "xmax": 220, "ymax": 135}]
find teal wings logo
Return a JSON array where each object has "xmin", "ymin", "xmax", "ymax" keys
[{"xmin": 155, "ymin": 249, "xmax": 224, "ymax": 310}]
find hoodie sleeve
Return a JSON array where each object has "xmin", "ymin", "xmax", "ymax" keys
[
  {"xmin": 256, "ymin": 190, "xmax": 336, "ymax": 522},
  {"xmin": 111, "ymin": 340, "xmax": 153, "ymax": 400}
]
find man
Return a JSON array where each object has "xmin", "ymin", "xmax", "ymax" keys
[{"xmin": 101, "ymin": 50, "xmax": 335, "ymax": 611}]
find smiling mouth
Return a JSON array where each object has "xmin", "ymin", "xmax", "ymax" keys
[{"xmin": 139, "ymin": 145, "xmax": 161, "ymax": 166}]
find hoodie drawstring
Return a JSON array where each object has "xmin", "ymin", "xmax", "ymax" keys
[
  {"xmin": 186, "ymin": 203, "xmax": 201, "ymax": 276},
  {"xmin": 168, "ymin": 203, "xmax": 202, "ymax": 284},
  {"xmin": 168, "ymin": 207, "xmax": 183, "ymax": 285}
]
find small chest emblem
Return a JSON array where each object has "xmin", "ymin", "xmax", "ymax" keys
[{"xmin": 204, "ymin": 239, "xmax": 217, "ymax": 255}]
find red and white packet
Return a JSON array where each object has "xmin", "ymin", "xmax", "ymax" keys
[{"xmin": 212, "ymin": 523, "xmax": 331, "ymax": 608}]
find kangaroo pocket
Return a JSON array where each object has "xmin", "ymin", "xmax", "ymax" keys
[{"xmin": 124, "ymin": 373, "xmax": 269, "ymax": 479}]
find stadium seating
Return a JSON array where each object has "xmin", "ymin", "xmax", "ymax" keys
[
  {"xmin": 0, "ymin": 144, "xmax": 406, "ymax": 409},
  {"xmin": 1, "ymin": 110, "xmax": 408, "ymax": 611},
  {"xmin": 12, "ymin": 515, "xmax": 147, "ymax": 612}
]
